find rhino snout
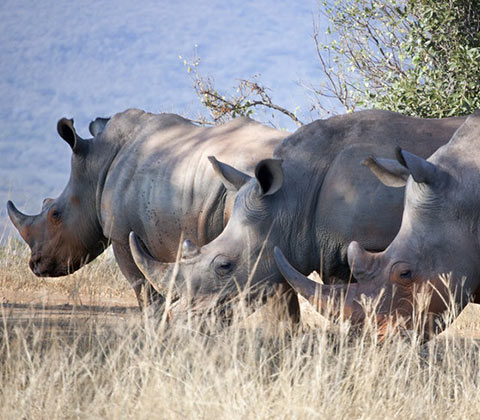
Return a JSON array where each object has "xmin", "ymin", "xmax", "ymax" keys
[
  {"xmin": 29, "ymin": 257, "xmax": 40, "ymax": 276},
  {"xmin": 29, "ymin": 253, "xmax": 65, "ymax": 277},
  {"xmin": 29, "ymin": 255, "xmax": 49, "ymax": 277}
]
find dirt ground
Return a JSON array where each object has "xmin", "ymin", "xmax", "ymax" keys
[
  {"xmin": 2, "ymin": 286, "xmax": 480, "ymax": 342},
  {"xmin": 0, "ymin": 288, "xmax": 141, "ymax": 339}
]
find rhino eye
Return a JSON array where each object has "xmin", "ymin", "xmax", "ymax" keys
[
  {"xmin": 50, "ymin": 209, "xmax": 61, "ymax": 223},
  {"xmin": 213, "ymin": 256, "xmax": 235, "ymax": 277},
  {"xmin": 391, "ymin": 262, "xmax": 413, "ymax": 284},
  {"xmin": 217, "ymin": 262, "xmax": 233, "ymax": 276}
]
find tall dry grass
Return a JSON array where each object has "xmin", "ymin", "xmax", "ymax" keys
[{"xmin": 1, "ymin": 238, "xmax": 480, "ymax": 419}]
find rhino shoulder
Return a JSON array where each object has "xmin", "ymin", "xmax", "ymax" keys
[
  {"xmin": 211, "ymin": 116, "xmax": 272, "ymax": 135},
  {"xmin": 272, "ymin": 111, "xmax": 389, "ymax": 159},
  {"xmin": 101, "ymin": 109, "xmax": 196, "ymax": 146},
  {"xmin": 221, "ymin": 115, "xmax": 261, "ymax": 128},
  {"xmin": 273, "ymin": 117, "xmax": 334, "ymax": 161},
  {"xmin": 110, "ymin": 108, "xmax": 194, "ymax": 129}
]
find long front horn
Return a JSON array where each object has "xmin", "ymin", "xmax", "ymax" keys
[
  {"xmin": 7, "ymin": 201, "xmax": 33, "ymax": 240},
  {"xmin": 274, "ymin": 247, "xmax": 358, "ymax": 317},
  {"xmin": 129, "ymin": 232, "xmax": 178, "ymax": 298},
  {"xmin": 274, "ymin": 247, "xmax": 317, "ymax": 299}
]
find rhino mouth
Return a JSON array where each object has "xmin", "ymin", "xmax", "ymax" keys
[
  {"xmin": 29, "ymin": 255, "xmax": 81, "ymax": 277},
  {"xmin": 164, "ymin": 279, "xmax": 282, "ymax": 326},
  {"xmin": 30, "ymin": 261, "xmax": 64, "ymax": 277}
]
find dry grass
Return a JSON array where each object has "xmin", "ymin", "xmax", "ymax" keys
[
  {"xmin": 0, "ymin": 236, "xmax": 132, "ymax": 306},
  {"xmin": 1, "ymin": 238, "xmax": 480, "ymax": 419}
]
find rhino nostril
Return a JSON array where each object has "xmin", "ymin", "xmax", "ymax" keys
[{"xmin": 29, "ymin": 256, "xmax": 41, "ymax": 274}]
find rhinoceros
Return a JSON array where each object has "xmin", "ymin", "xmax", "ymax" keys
[
  {"xmin": 129, "ymin": 110, "xmax": 466, "ymax": 319},
  {"xmin": 277, "ymin": 113, "xmax": 480, "ymax": 336},
  {"xmin": 7, "ymin": 109, "xmax": 287, "ymax": 307}
]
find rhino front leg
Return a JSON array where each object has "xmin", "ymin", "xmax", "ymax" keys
[
  {"xmin": 111, "ymin": 241, "xmax": 164, "ymax": 309},
  {"xmin": 261, "ymin": 282, "xmax": 300, "ymax": 325}
]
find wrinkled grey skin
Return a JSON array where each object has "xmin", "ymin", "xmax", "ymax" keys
[
  {"xmin": 278, "ymin": 113, "xmax": 480, "ymax": 337},
  {"xmin": 7, "ymin": 109, "xmax": 286, "ymax": 307},
  {"xmin": 346, "ymin": 113, "xmax": 480, "ymax": 333},
  {"xmin": 130, "ymin": 109, "xmax": 466, "ymax": 319}
]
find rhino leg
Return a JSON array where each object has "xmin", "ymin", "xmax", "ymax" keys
[
  {"xmin": 264, "ymin": 282, "xmax": 300, "ymax": 325},
  {"xmin": 472, "ymin": 285, "xmax": 480, "ymax": 305},
  {"xmin": 112, "ymin": 241, "xmax": 164, "ymax": 309},
  {"xmin": 284, "ymin": 285, "xmax": 301, "ymax": 324}
]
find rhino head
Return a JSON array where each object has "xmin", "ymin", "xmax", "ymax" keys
[
  {"xmin": 277, "ymin": 115, "xmax": 480, "ymax": 335},
  {"xmin": 129, "ymin": 156, "xmax": 299, "ymax": 320},
  {"xmin": 8, "ymin": 117, "xmax": 109, "ymax": 277}
]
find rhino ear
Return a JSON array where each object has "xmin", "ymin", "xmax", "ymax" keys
[
  {"xmin": 208, "ymin": 156, "xmax": 251, "ymax": 191},
  {"xmin": 57, "ymin": 118, "xmax": 88, "ymax": 155},
  {"xmin": 396, "ymin": 147, "xmax": 444, "ymax": 186},
  {"xmin": 254, "ymin": 158, "xmax": 283, "ymax": 196},
  {"xmin": 88, "ymin": 117, "xmax": 110, "ymax": 137},
  {"xmin": 363, "ymin": 156, "xmax": 409, "ymax": 188}
]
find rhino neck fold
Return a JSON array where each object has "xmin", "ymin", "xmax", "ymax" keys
[
  {"xmin": 94, "ymin": 142, "xmax": 121, "ymax": 242},
  {"xmin": 282, "ymin": 163, "xmax": 329, "ymax": 278},
  {"xmin": 222, "ymin": 189, "xmax": 236, "ymax": 226},
  {"xmin": 196, "ymin": 185, "xmax": 230, "ymax": 245},
  {"xmin": 309, "ymin": 169, "xmax": 329, "ymax": 276}
]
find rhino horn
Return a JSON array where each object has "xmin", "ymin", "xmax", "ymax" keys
[
  {"xmin": 57, "ymin": 118, "xmax": 88, "ymax": 155},
  {"xmin": 182, "ymin": 239, "xmax": 199, "ymax": 259},
  {"xmin": 274, "ymin": 247, "xmax": 318, "ymax": 300},
  {"xmin": 347, "ymin": 241, "xmax": 377, "ymax": 283},
  {"xmin": 129, "ymin": 232, "xmax": 178, "ymax": 298},
  {"xmin": 7, "ymin": 200, "xmax": 33, "ymax": 239},
  {"xmin": 274, "ymin": 246, "xmax": 357, "ymax": 316}
]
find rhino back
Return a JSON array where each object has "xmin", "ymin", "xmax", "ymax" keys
[
  {"xmin": 271, "ymin": 110, "xmax": 466, "ymax": 278},
  {"xmin": 99, "ymin": 110, "xmax": 286, "ymax": 260},
  {"xmin": 274, "ymin": 110, "xmax": 465, "ymax": 168}
]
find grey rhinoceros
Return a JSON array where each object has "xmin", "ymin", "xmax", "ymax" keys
[
  {"xmin": 129, "ymin": 109, "xmax": 466, "ymax": 319},
  {"xmin": 7, "ymin": 108, "xmax": 287, "ymax": 307},
  {"xmin": 279, "ymin": 112, "xmax": 480, "ymax": 336}
]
